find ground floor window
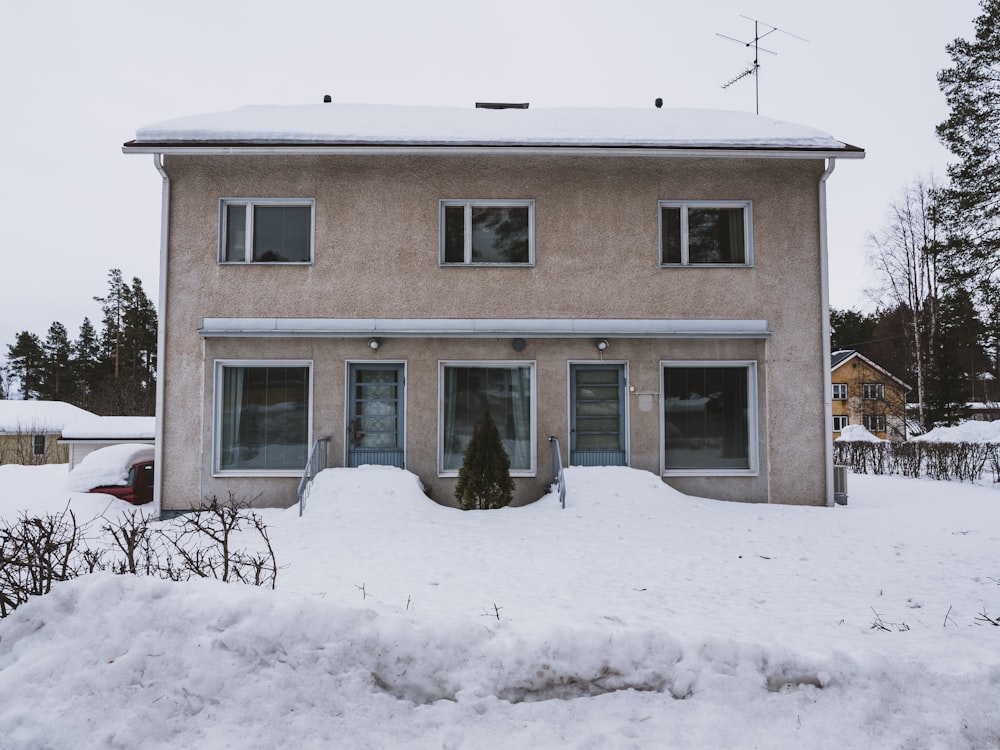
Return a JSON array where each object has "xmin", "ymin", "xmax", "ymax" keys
[
  {"xmin": 216, "ymin": 361, "xmax": 311, "ymax": 472},
  {"xmin": 440, "ymin": 362, "xmax": 534, "ymax": 474},
  {"xmin": 662, "ymin": 362, "xmax": 756, "ymax": 472},
  {"xmin": 32, "ymin": 435, "xmax": 45, "ymax": 456},
  {"xmin": 863, "ymin": 414, "xmax": 886, "ymax": 432},
  {"xmin": 833, "ymin": 415, "xmax": 849, "ymax": 431}
]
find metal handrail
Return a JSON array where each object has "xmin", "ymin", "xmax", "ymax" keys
[
  {"xmin": 549, "ymin": 435, "xmax": 566, "ymax": 509},
  {"xmin": 298, "ymin": 436, "xmax": 331, "ymax": 516}
]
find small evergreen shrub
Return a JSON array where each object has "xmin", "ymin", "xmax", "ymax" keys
[{"xmin": 455, "ymin": 409, "xmax": 514, "ymax": 510}]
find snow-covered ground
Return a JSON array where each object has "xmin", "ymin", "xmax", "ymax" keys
[{"xmin": 0, "ymin": 463, "xmax": 998, "ymax": 749}]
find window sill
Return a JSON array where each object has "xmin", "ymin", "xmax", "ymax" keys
[
  {"xmin": 659, "ymin": 263, "xmax": 753, "ymax": 269},
  {"xmin": 212, "ymin": 470, "xmax": 304, "ymax": 478},
  {"xmin": 663, "ymin": 468, "xmax": 759, "ymax": 478},
  {"xmin": 438, "ymin": 470, "xmax": 537, "ymax": 479}
]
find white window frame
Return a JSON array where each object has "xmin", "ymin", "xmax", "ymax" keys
[
  {"xmin": 660, "ymin": 360, "xmax": 759, "ymax": 477},
  {"xmin": 212, "ymin": 359, "xmax": 314, "ymax": 477},
  {"xmin": 832, "ymin": 415, "xmax": 849, "ymax": 431},
  {"xmin": 219, "ymin": 198, "xmax": 316, "ymax": 264},
  {"xmin": 437, "ymin": 360, "xmax": 537, "ymax": 477},
  {"xmin": 658, "ymin": 200, "xmax": 753, "ymax": 267},
  {"xmin": 832, "ymin": 383, "xmax": 848, "ymax": 400},
  {"xmin": 862, "ymin": 383, "xmax": 885, "ymax": 400},
  {"xmin": 439, "ymin": 199, "xmax": 535, "ymax": 266}
]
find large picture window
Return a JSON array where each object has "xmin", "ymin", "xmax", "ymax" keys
[
  {"xmin": 440, "ymin": 200, "xmax": 534, "ymax": 265},
  {"xmin": 216, "ymin": 362, "xmax": 311, "ymax": 473},
  {"xmin": 220, "ymin": 199, "xmax": 314, "ymax": 264},
  {"xmin": 659, "ymin": 201, "xmax": 752, "ymax": 266},
  {"xmin": 662, "ymin": 362, "xmax": 757, "ymax": 473},
  {"xmin": 439, "ymin": 362, "xmax": 535, "ymax": 474}
]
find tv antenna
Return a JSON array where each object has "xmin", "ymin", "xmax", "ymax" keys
[{"xmin": 717, "ymin": 16, "xmax": 807, "ymax": 114}]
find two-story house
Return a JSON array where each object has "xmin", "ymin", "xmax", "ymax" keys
[
  {"xmin": 123, "ymin": 101, "xmax": 863, "ymax": 512},
  {"xmin": 831, "ymin": 350, "xmax": 910, "ymax": 441}
]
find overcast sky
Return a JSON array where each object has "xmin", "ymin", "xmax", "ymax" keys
[{"xmin": 0, "ymin": 0, "xmax": 979, "ymax": 356}]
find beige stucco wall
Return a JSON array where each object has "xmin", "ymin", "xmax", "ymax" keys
[{"xmin": 157, "ymin": 153, "xmax": 831, "ymax": 510}]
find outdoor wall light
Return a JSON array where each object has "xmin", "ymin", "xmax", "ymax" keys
[
  {"xmin": 595, "ymin": 339, "xmax": 610, "ymax": 352},
  {"xmin": 368, "ymin": 338, "xmax": 381, "ymax": 350}
]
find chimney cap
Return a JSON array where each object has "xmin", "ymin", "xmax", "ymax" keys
[
  {"xmin": 323, "ymin": 94, "xmax": 332, "ymax": 103},
  {"xmin": 654, "ymin": 98, "xmax": 663, "ymax": 109}
]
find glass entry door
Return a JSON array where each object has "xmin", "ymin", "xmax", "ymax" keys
[
  {"xmin": 569, "ymin": 364, "xmax": 627, "ymax": 466},
  {"xmin": 347, "ymin": 363, "xmax": 404, "ymax": 468}
]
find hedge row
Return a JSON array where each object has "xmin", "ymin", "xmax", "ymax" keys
[{"xmin": 833, "ymin": 440, "xmax": 1000, "ymax": 482}]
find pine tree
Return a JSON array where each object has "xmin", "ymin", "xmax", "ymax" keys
[
  {"xmin": 40, "ymin": 322, "xmax": 73, "ymax": 400},
  {"xmin": 6, "ymin": 331, "xmax": 45, "ymax": 399},
  {"xmin": 454, "ymin": 409, "xmax": 515, "ymax": 510},
  {"xmin": 936, "ymin": 0, "xmax": 1000, "ymax": 345},
  {"xmin": 71, "ymin": 317, "xmax": 101, "ymax": 408}
]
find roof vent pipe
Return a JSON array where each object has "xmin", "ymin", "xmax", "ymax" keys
[
  {"xmin": 323, "ymin": 94, "xmax": 332, "ymax": 103},
  {"xmin": 475, "ymin": 102, "xmax": 529, "ymax": 110}
]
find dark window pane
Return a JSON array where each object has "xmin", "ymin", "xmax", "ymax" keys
[
  {"xmin": 687, "ymin": 208, "xmax": 745, "ymax": 264},
  {"xmin": 661, "ymin": 207, "xmax": 682, "ymax": 263},
  {"xmin": 220, "ymin": 366, "xmax": 309, "ymax": 471},
  {"xmin": 443, "ymin": 205, "xmax": 466, "ymax": 263},
  {"xmin": 663, "ymin": 366, "xmax": 750, "ymax": 470},
  {"xmin": 253, "ymin": 205, "xmax": 311, "ymax": 262},
  {"xmin": 443, "ymin": 366, "xmax": 531, "ymax": 470},
  {"xmin": 224, "ymin": 204, "xmax": 247, "ymax": 262},
  {"xmin": 470, "ymin": 206, "xmax": 529, "ymax": 263}
]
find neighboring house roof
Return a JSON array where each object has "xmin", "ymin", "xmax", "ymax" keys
[
  {"xmin": 830, "ymin": 350, "xmax": 911, "ymax": 391},
  {"xmin": 61, "ymin": 416, "xmax": 156, "ymax": 442},
  {"xmin": 123, "ymin": 103, "xmax": 864, "ymax": 157},
  {"xmin": 0, "ymin": 400, "xmax": 97, "ymax": 434}
]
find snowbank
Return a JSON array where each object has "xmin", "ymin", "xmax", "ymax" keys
[
  {"xmin": 834, "ymin": 424, "xmax": 885, "ymax": 442},
  {"xmin": 911, "ymin": 419, "xmax": 1000, "ymax": 444},
  {"xmin": 0, "ymin": 465, "xmax": 998, "ymax": 748}
]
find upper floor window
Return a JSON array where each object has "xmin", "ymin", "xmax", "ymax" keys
[
  {"xmin": 832, "ymin": 415, "xmax": 849, "ymax": 431},
  {"xmin": 219, "ymin": 199, "xmax": 315, "ymax": 264},
  {"xmin": 440, "ymin": 200, "xmax": 534, "ymax": 266},
  {"xmin": 832, "ymin": 383, "xmax": 848, "ymax": 400},
  {"xmin": 659, "ymin": 201, "xmax": 752, "ymax": 266},
  {"xmin": 862, "ymin": 383, "xmax": 885, "ymax": 400}
]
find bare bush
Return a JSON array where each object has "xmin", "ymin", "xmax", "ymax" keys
[
  {"xmin": 0, "ymin": 508, "xmax": 86, "ymax": 617},
  {"xmin": 835, "ymin": 440, "xmax": 1000, "ymax": 483},
  {"xmin": 166, "ymin": 494, "xmax": 277, "ymax": 589}
]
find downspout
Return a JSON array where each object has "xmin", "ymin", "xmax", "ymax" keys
[
  {"xmin": 819, "ymin": 158, "xmax": 837, "ymax": 507},
  {"xmin": 152, "ymin": 154, "xmax": 169, "ymax": 518}
]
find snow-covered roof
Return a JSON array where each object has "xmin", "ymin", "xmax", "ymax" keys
[
  {"xmin": 61, "ymin": 416, "xmax": 155, "ymax": 441},
  {"xmin": 830, "ymin": 350, "xmax": 911, "ymax": 390},
  {"xmin": 125, "ymin": 103, "xmax": 864, "ymax": 156},
  {"xmin": 0, "ymin": 400, "xmax": 97, "ymax": 434}
]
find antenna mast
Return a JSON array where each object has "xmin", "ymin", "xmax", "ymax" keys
[{"xmin": 717, "ymin": 16, "xmax": 807, "ymax": 114}]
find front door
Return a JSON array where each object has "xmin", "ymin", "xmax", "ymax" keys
[
  {"xmin": 347, "ymin": 363, "xmax": 405, "ymax": 468},
  {"xmin": 570, "ymin": 364, "xmax": 627, "ymax": 466}
]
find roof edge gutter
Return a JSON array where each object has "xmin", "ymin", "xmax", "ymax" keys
[{"xmin": 122, "ymin": 144, "xmax": 865, "ymax": 160}]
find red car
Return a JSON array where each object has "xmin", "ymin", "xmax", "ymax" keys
[
  {"xmin": 90, "ymin": 458, "xmax": 155, "ymax": 505},
  {"xmin": 67, "ymin": 444, "xmax": 156, "ymax": 506}
]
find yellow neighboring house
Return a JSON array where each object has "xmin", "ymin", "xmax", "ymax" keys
[
  {"xmin": 831, "ymin": 351, "xmax": 910, "ymax": 442},
  {"xmin": 0, "ymin": 400, "xmax": 97, "ymax": 465}
]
